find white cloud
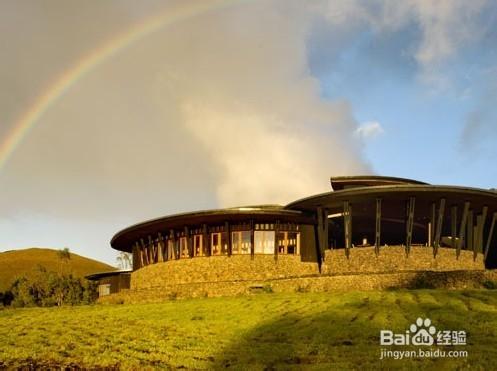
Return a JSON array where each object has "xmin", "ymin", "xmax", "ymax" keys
[
  {"xmin": 320, "ymin": 0, "xmax": 489, "ymax": 86},
  {"xmin": 355, "ymin": 121, "xmax": 384, "ymax": 140}
]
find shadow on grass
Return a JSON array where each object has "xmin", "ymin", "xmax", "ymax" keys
[{"xmin": 214, "ymin": 290, "xmax": 497, "ymax": 369}]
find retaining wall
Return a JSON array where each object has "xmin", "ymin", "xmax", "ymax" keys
[
  {"xmin": 131, "ymin": 254, "xmax": 319, "ymax": 290},
  {"xmin": 321, "ymin": 246, "xmax": 484, "ymax": 275},
  {"xmin": 99, "ymin": 270, "xmax": 497, "ymax": 304}
]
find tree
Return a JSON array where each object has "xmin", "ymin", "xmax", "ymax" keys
[
  {"xmin": 57, "ymin": 247, "xmax": 71, "ymax": 275},
  {"xmin": 116, "ymin": 251, "xmax": 132, "ymax": 270},
  {"xmin": 5, "ymin": 265, "xmax": 98, "ymax": 308}
]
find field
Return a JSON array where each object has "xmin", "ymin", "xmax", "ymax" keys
[
  {"xmin": 0, "ymin": 248, "xmax": 115, "ymax": 292},
  {"xmin": 1, "ymin": 290, "xmax": 497, "ymax": 369}
]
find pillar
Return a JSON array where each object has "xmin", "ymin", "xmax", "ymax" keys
[
  {"xmin": 457, "ymin": 202, "xmax": 470, "ymax": 259},
  {"xmin": 405, "ymin": 197, "xmax": 415, "ymax": 257},
  {"xmin": 375, "ymin": 198, "xmax": 382, "ymax": 256},
  {"xmin": 433, "ymin": 198, "xmax": 446, "ymax": 257},
  {"xmin": 485, "ymin": 212, "xmax": 497, "ymax": 261}
]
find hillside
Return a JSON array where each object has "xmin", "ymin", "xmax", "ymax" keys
[
  {"xmin": 0, "ymin": 248, "xmax": 116, "ymax": 291},
  {"xmin": 0, "ymin": 290, "xmax": 496, "ymax": 368}
]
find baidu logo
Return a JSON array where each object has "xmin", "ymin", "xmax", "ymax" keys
[
  {"xmin": 380, "ymin": 317, "xmax": 466, "ymax": 346},
  {"xmin": 410, "ymin": 317, "xmax": 436, "ymax": 346}
]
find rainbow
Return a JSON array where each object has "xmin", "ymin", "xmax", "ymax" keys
[{"xmin": 0, "ymin": 0, "xmax": 235, "ymax": 171}]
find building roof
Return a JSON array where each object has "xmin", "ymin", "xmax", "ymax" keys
[
  {"xmin": 330, "ymin": 175, "xmax": 428, "ymax": 191},
  {"xmin": 85, "ymin": 269, "xmax": 132, "ymax": 280},
  {"xmin": 110, "ymin": 205, "xmax": 313, "ymax": 252},
  {"xmin": 286, "ymin": 184, "xmax": 497, "ymax": 215}
]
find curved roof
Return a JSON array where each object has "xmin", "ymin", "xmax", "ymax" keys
[
  {"xmin": 286, "ymin": 184, "xmax": 497, "ymax": 214},
  {"xmin": 330, "ymin": 175, "xmax": 428, "ymax": 191},
  {"xmin": 85, "ymin": 270, "xmax": 132, "ymax": 280},
  {"xmin": 111, "ymin": 205, "xmax": 313, "ymax": 252}
]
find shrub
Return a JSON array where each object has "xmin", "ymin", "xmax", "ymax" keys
[
  {"xmin": 5, "ymin": 266, "xmax": 98, "ymax": 308},
  {"xmin": 409, "ymin": 275, "xmax": 436, "ymax": 289},
  {"xmin": 482, "ymin": 280, "xmax": 497, "ymax": 289},
  {"xmin": 262, "ymin": 285, "xmax": 273, "ymax": 293},
  {"xmin": 296, "ymin": 285, "xmax": 310, "ymax": 293}
]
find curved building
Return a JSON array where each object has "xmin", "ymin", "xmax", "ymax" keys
[{"xmin": 90, "ymin": 176, "xmax": 497, "ymax": 296}]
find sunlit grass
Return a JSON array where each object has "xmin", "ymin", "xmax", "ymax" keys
[{"xmin": 1, "ymin": 290, "xmax": 497, "ymax": 369}]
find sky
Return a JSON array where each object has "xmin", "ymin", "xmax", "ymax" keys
[{"xmin": 1, "ymin": 0, "xmax": 496, "ymax": 266}]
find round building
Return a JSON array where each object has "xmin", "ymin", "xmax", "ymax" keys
[{"xmin": 89, "ymin": 176, "xmax": 497, "ymax": 298}]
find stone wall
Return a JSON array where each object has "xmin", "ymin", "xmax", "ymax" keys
[
  {"xmin": 131, "ymin": 255, "xmax": 319, "ymax": 290},
  {"xmin": 96, "ymin": 246, "xmax": 490, "ymax": 304},
  {"xmin": 322, "ymin": 246, "xmax": 484, "ymax": 275},
  {"xmin": 99, "ymin": 270, "xmax": 497, "ymax": 304}
]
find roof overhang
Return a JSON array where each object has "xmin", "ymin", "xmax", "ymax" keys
[
  {"xmin": 286, "ymin": 184, "xmax": 497, "ymax": 215},
  {"xmin": 85, "ymin": 270, "xmax": 132, "ymax": 281},
  {"xmin": 111, "ymin": 206, "xmax": 314, "ymax": 252},
  {"xmin": 330, "ymin": 175, "xmax": 428, "ymax": 191}
]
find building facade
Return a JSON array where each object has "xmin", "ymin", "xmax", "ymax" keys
[{"xmin": 89, "ymin": 176, "xmax": 497, "ymax": 296}]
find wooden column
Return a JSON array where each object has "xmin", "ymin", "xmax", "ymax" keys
[
  {"xmin": 140, "ymin": 238, "xmax": 149, "ymax": 265},
  {"xmin": 433, "ymin": 198, "xmax": 446, "ymax": 257},
  {"xmin": 225, "ymin": 221, "xmax": 232, "ymax": 257},
  {"xmin": 375, "ymin": 198, "xmax": 382, "ymax": 256},
  {"xmin": 475, "ymin": 215, "xmax": 481, "ymax": 261},
  {"xmin": 485, "ymin": 212, "xmax": 497, "ymax": 261},
  {"xmin": 451, "ymin": 206, "xmax": 457, "ymax": 250},
  {"xmin": 467, "ymin": 210, "xmax": 474, "ymax": 254},
  {"xmin": 317, "ymin": 207, "xmax": 326, "ymax": 262},
  {"xmin": 475, "ymin": 206, "xmax": 488, "ymax": 261},
  {"xmin": 169, "ymin": 229, "xmax": 176, "ymax": 260},
  {"xmin": 164, "ymin": 235, "xmax": 170, "ymax": 261},
  {"xmin": 184, "ymin": 226, "xmax": 192, "ymax": 258},
  {"xmin": 456, "ymin": 202, "xmax": 470, "ymax": 258},
  {"xmin": 274, "ymin": 220, "xmax": 279, "ymax": 261},
  {"xmin": 405, "ymin": 197, "xmax": 415, "ymax": 257},
  {"xmin": 148, "ymin": 236, "xmax": 155, "ymax": 263},
  {"xmin": 160, "ymin": 233, "xmax": 166, "ymax": 262},
  {"xmin": 133, "ymin": 242, "xmax": 142, "ymax": 270},
  {"xmin": 343, "ymin": 201, "xmax": 352, "ymax": 259},
  {"xmin": 430, "ymin": 203, "xmax": 436, "ymax": 247},
  {"xmin": 323, "ymin": 209, "xmax": 329, "ymax": 253},
  {"xmin": 250, "ymin": 220, "xmax": 255, "ymax": 260},
  {"xmin": 202, "ymin": 224, "xmax": 210, "ymax": 257}
]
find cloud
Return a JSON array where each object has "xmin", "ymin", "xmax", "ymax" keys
[
  {"xmin": 355, "ymin": 121, "xmax": 384, "ymax": 140},
  {"xmin": 319, "ymin": 0, "xmax": 490, "ymax": 87},
  {"xmin": 459, "ymin": 66, "xmax": 497, "ymax": 153},
  {"xmin": 0, "ymin": 0, "xmax": 370, "ymax": 261}
]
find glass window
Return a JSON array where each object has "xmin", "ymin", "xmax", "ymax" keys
[
  {"xmin": 221, "ymin": 232, "xmax": 228, "ymax": 255},
  {"xmin": 180, "ymin": 237, "xmax": 189, "ymax": 258},
  {"xmin": 277, "ymin": 232, "xmax": 286, "ymax": 253},
  {"xmin": 232, "ymin": 231, "xmax": 240, "ymax": 254},
  {"xmin": 254, "ymin": 231, "xmax": 275, "ymax": 254},
  {"xmin": 276, "ymin": 232, "xmax": 300, "ymax": 255},
  {"xmin": 232, "ymin": 231, "xmax": 251, "ymax": 254},
  {"xmin": 211, "ymin": 232, "xmax": 222, "ymax": 255},
  {"xmin": 287, "ymin": 232, "xmax": 299, "ymax": 255},
  {"xmin": 98, "ymin": 284, "xmax": 111, "ymax": 297},
  {"xmin": 194, "ymin": 234, "xmax": 203, "ymax": 256}
]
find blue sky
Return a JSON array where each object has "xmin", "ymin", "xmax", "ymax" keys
[
  {"xmin": 307, "ymin": 5, "xmax": 497, "ymax": 188},
  {"xmin": 0, "ymin": 0, "xmax": 496, "ymax": 265}
]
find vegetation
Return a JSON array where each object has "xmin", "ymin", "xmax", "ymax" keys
[
  {"xmin": 0, "ymin": 247, "xmax": 115, "ymax": 292},
  {"xmin": 482, "ymin": 280, "xmax": 497, "ymax": 289},
  {"xmin": 116, "ymin": 251, "xmax": 132, "ymax": 270},
  {"xmin": 1, "ymin": 290, "xmax": 497, "ymax": 369},
  {"xmin": 0, "ymin": 249, "xmax": 98, "ymax": 307},
  {"xmin": 6, "ymin": 266, "xmax": 97, "ymax": 307}
]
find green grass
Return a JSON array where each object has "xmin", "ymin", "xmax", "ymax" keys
[
  {"xmin": 0, "ymin": 248, "xmax": 115, "ymax": 291},
  {"xmin": 1, "ymin": 290, "xmax": 497, "ymax": 369}
]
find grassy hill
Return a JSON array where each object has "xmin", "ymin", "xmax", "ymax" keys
[
  {"xmin": 1, "ymin": 290, "xmax": 496, "ymax": 368},
  {"xmin": 0, "ymin": 248, "xmax": 115, "ymax": 291}
]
